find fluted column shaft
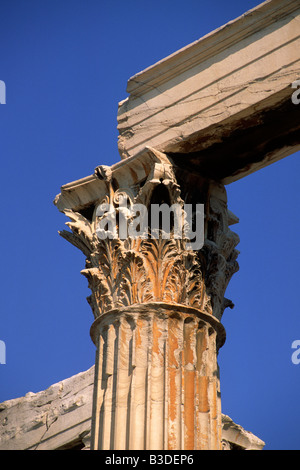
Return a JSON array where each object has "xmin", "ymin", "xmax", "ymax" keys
[{"xmin": 90, "ymin": 303, "xmax": 225, "ymax": 451}]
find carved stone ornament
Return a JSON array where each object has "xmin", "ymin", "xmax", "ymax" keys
[{"xmin": 59, "ymin": 148, "xmax": 239, "ymax": 322}]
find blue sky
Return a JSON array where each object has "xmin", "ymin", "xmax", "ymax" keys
[{"xmin": 0, "ymin": 0, "xmax": 299, "ymax": 451}]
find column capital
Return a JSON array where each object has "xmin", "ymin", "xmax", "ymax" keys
[{"xmin": 56, "ymin": 147, "xmax": 239, "ymax": 322}]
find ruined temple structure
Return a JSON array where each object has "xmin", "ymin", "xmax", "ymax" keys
[{"xmin": 1, "ymin": 0, "xmax": 299, "ymax": 450}]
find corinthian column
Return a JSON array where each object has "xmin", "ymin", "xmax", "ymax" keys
[{"xmin": 56, "ymin": 147, "xmax": 239, "ymax": 450}]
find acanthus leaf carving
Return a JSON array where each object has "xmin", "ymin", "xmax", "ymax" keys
[
  {"xmin": 61, "ymin": 206, "xmax": 211, "ymax": 318},
  {"xmin": 59, "ymin": 156, "xmax": 239, "ymax": 321}
]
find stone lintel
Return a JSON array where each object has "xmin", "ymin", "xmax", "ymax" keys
[{"xmin": 117, "ymin": 0, "xmax": 300, "ymax": 183}]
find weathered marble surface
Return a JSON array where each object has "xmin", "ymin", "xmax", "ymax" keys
[{"xmin": 0, "ymin": 368, "xmax": 94, "ymax": 450}]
